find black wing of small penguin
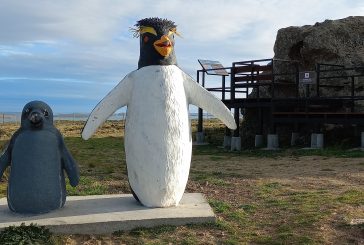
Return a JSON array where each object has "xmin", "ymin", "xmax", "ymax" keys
[
  {"xmin": 0, "ymin": 129, "xmax": 21, "ymax": 179},
  {"xmin": 57, "ymin": 132, "xmax": 79, "ymax": 187},
  {"xmin": 0, "ymin": 143, "xmax": 11, "ymax": 179}
]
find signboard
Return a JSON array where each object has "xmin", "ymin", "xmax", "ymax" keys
[
  {"xmin": 299, "ymin": 71, "xmax": 317, "ymax": 84},
  {"xmin": 198, "ymin": 59, "xmax": 229, "ymax": 76}
]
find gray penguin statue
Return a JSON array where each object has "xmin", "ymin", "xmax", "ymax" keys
[{"xmin": 0, "ymin": 101, "xmax": 79, "ymax": 214}]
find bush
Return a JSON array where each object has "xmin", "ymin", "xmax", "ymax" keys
[{"xmin": 0, "ymin": 223, "xmax": 54, "ymax": 245}]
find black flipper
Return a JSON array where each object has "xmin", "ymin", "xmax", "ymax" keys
[
  {"xmin": 0, "ymin": 130, "xmax": 20, "ymax": 179},
  {"xmin": 59, "ymin": 132, "xmax": 79, "ymax": 187},
  {"xmin": 0, "ymin": 144, "xmax": 11, "ymax": 179}
]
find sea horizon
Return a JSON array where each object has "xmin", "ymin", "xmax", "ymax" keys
[{"xmin": 0, "ymin": 112, "xmax": 215, "ymax": 123}]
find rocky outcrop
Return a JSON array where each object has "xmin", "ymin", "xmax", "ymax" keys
[{"xmin": 274, "ymin": 16, "xmax": 364, "ymax": 69}]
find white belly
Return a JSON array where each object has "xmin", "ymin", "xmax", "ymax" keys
[{"xmin": 125, "ymin": 65, "xmax": 192, "ymax": 207}]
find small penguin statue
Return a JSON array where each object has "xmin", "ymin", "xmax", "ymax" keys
[
  {"xmin": 82, "ymin": 17, "xmax": 236, "ymax": 207},
  {"xmin": 0, "ymin": 101, "xmax": 79, "ymax": 214}
]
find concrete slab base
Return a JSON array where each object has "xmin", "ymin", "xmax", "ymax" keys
[{"xmin": 0, "ymin": 193, "xmax": 215, "ymax": 234}]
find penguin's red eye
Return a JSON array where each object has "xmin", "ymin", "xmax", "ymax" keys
[{"xmin": 143, "ymin": 36, "xmax": 149, "ymax": 43}]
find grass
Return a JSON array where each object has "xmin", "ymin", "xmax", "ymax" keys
[
  {"xmin": 209, "ymin": 199, "xmax": 231, "ymax": 214},
  {"xmin": 0, "ymin": 120, "xmax": 363, "ymax": 244},
  {"xmin": 337, "ymin": 189, "xmax": 364, "ymax": 205},
  {"xmin": 66, "ymin": 176, "xmax": 108, "ymax": 195}
]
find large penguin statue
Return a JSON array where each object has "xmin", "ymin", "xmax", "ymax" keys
[
  {"xmin": 82, "ymin": 17, "xmax": 236, "ymax": 207},
  {"xmin": 0, "ymin": 101, "xmax": 79, "ymax": 214}
]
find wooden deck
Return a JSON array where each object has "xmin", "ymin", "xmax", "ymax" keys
[{"xmin": 197, "ymin": 59, "xmax": 364, "ymax": 135}]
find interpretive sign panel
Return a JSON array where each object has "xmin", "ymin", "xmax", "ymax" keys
[
  {"xmin": 299, "ymin": 71, "xmax": 317, "ymax": 84},
  {"xmin": 198, "ymin": 59, "xmax": 229, "ymax": 76}
]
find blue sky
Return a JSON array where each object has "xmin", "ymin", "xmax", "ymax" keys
[{"xmin": 0, "ymin": 0, "xmax": 363, "ymax": 113}]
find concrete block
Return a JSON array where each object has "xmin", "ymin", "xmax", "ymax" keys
[
  {"xmin": 310, "ymin": 133, "xmax": 323, "ymax": 149},
  {"xmin": 291, "ymin": 132, "xmax": 299, "ymax": 146},
  {"xmin": 194, "ymin": 132, "xmax": 206, "ymax": 145},
  {"xmin": 0, "ymin": 193, "xmax": 215, "ymax": 234},
  {"xmin": 255, "ymin": 135, "xmax": 264, "ymax": 148},
  {"xmin": 310, "ymin": 133, "xmax": 317, "ymax": 148},
  {"xmin": 361, "ymin": 132, "xmax": 364, "ymax": 149},
  {"xmin": 316, "ymin": 133, "xmax": 324, "ymax": 149},
  {"xmin": 230, "ymin": 136, "xmax": 241, "ymax": 151},
  {"xmin": 267, "ymin": 134, "xmax": 279, "ymax": 149},
  {"xmin": 223, "ymin": 136, "xmax": 231, "ymax": 149}
]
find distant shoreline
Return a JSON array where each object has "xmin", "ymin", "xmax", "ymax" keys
[{"xmin": 0, "ymin": 112, "xmax": 214, "ymax": 123}]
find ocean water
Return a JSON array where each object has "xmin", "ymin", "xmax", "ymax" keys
[{"xmin": 0, "ymin": 112, "xmax": 212, "ymax": 123}]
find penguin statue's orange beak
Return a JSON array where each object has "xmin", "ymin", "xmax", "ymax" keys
[{"xmin": 154, "ymin": 35, "xmax": 173, "ymax": 57}]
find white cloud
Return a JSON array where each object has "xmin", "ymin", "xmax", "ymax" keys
[
  {"xmin": 0, "ymin": 0, "xmax": 362, "ymax": 112},
  {"xmin": 0, "ymin": 0, "xmax": 142, "ymax": 43}
]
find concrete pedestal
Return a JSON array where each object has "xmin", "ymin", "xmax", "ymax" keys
[
  {"xmin": 310, "ymin": 133, "xmax": 324, "ymax": 149},
  {"xmin": 255, "ymin": 135, "xmax": 264, "ymax": 148},
  {"xmin": 230, "ymin": 137, "xmax": 241, "ymax": 151},
  {"xmin": 316, "ymin": 134, "xmax": 324, "ymax": 149},
  {"xmin": 291, "ymin": 132, "xmax": 299, "ymax": 146},
  {"xmin": 223, "ymin": 136, "xmax": 231, "ymax": 149},
  {"xmin": 267, "ymin": 134, "xmax": 279, "ymax": 150},
  {"xmin": 310, "ymin": 133, "xmax": 317, "ymax": 148},
  {"xmin": 0, "ymin": 193, "xmax": 215, "ymax": 234},
  {"xmin": 193, "ymin": 131, "xmax": 209, "ymax": 145}
]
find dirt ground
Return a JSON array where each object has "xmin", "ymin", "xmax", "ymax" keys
[{"xmin": 190, "ymin": 154, "xmax": 364, "ymax": 242}]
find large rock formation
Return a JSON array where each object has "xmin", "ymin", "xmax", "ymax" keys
[
  {"xmin": 242, "ymin": 16, "xmax": 364, "ymax": 147},
  {"xmin": 274, "ymin": 16, "xmax": 364, "ymax": 69}
]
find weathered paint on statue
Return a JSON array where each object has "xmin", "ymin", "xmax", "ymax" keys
[
  {"xmin": 0, "ymin": 101, "xmax": 79, "ymax": 214},
  {"xmin": 82, "ymin": 18, "xmax": 236, "ymax": 207}
]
